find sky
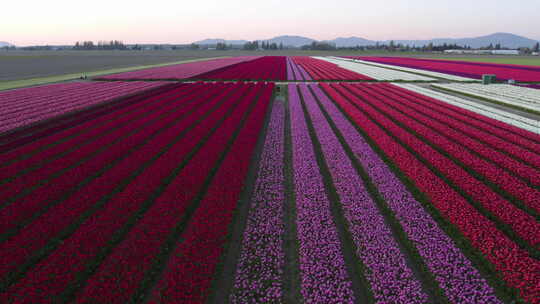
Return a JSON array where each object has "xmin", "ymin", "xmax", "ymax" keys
[{"xmin": 2, "ymin": 0, "xmax": 540, "ymax": 46}]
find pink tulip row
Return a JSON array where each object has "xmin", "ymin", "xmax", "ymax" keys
[
  {"xmin": 287, "ymin": 57, "xmax": 312, "ymax": 81},
  {"xmin": 298, "ymin": 84, "xmax": 429, "ymax": 303},
  {"xmin": 0, "ymin": 81, "xmax": 167, "ymax": 134},
  {"xmin": 230, "ymin": 100, "xmax": 286, "ymax": 303}
]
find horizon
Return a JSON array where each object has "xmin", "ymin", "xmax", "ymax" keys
[{"xmin": 3, "ymin": 0, "xmax": 540, "ymax": 46}]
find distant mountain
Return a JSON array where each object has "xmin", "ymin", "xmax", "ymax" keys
[
  {"xmin": 0, "ymin": 41, "xmax": 13, "ymax": 47},
  {"xmin": 329, "ymin": 37, "xmax": 374, "ymax": 47},
  {"xmin": 393, "ymin": 33, "xmax": 539, "ymax": 48},
  {"xmin": 263, "ymin": 35, "xmax": 316, "ymax": 48},
  {"xmin": 193, "ymin": 38, "xmax": 248, "ymax": 45},
  {"xmin": 193, "ymin": 33, "xmax": 539, "ymax": 49}
]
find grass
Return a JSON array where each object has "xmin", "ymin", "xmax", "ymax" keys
[
  {"xmin": 427, "ymin": 56, "xmax": 540, "ymax": 66},
  {"xmin": 0, "ymin": 57, "xmax": 224, "ymax": 91}
]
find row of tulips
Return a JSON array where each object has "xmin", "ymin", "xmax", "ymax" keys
[
  {"xmin": 354, "ymin": 56, "xmax": 540, "ymax": 82},
  {"xmin": 321, "ymin": 83, "xmax": 540, "ymax": 303},
  {"xmin": 299, "ymin": 84, "xmax": 429, "ymax": 303},
  {"xmin": 286, "ymin": 57, "xmax": 312, "ymax": 81},
  {"xmin": 0, "ymin": 83, "xmax": 263, "ymax": 302},
  {"xmin": 292, "ymin": 57, "xmax": 372, "ymax": 81},
  {"xmin": 194, "ymin": 56, "xmax": 287, "ymax": 81},
  {"xmin": 395, "ymin": 83, "xmax": 540, "ymax": 144},
  {"xmin": 311, "ymin": 84, "xmax": 500, "ymax": 303},
  {"xmin": 147, "ymin": 84, "xmax": 272, "ymax": 303},
  {"xmin": 230, "ymin": 100, "xmax": 286, "ymax": 303},
  {"xmin": 288, "ymin": 83, "xmax": 356, "ymax": 302},
  {"xmin": 98, "ymin": 56, "xmax": 260, "ymax": 80},
  {"xmin": 339, "ymin": 83, "xmax": 540, "ymax": 247},
  {"xmin": 0, "ymin": 81, "xmax": 167, "ymax": 134}
]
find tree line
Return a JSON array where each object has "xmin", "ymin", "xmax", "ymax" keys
[{"xmin": 73, "ymin": 40, "xmax": 127, "ymax": 50}]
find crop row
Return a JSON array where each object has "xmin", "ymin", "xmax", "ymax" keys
[
  {"xmin": 287, "ymin": 57, "xmax": 312, "ymax": 81},
  {"xmin": 292, "ymin": 56, "xmax": 372, "ymax": 81},
  {"xmin": 354, "ymin": 56, "xmax": 540, "ymax": 82},
  {"xmin": 396, "ymin": 83, "xmax": 540, "ymax": 135},
  {"xmin": 0, "ymin": 81, "xmax": 167, "ymax": 134},
  {"xmin": 318, "ymin": 57, "xmax": 436, "ymax": 81},
  {"xmin": 0, "ymin": 82, "xmax": 274, "ymax": 303}
]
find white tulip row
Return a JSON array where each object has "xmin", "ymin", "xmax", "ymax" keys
[
  {"xmin": 314, "ymin": 56, "xmax": 436, "ymax": 81},
  {"xmin": 432, "ymin": 83, "xmax": 540, "ymax": 113},
  {"xmin": 394, "ymin": 83, "xmax": 540, "ymax": 134},
  {"xmin": 330, "ymin": 57, "xmax": 476, "ymax": 81}
]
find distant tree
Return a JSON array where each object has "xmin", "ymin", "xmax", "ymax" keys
[
  {"xmin": 190, "ymin": 43, "xmax": 200, "ymax": 49},
  {"xmin": 533, "ymin": 42, "xmax": 540, "ymax": 52},
  {"xmin": 270, "ymin": 42, "xmax": 278, "ymax": 50},
  {"xmin": 495, "ymin": 43, "xmax": 501, "ymax": 50},
  {"xmin": 279, "ymin": 42, "xmax": 283, "ymax": 50}
]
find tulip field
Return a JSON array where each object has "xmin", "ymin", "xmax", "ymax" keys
[
  {"xmin": 0, "ymin": 55, "xmax": 539, "ymax": 303},
  {"xmin": 352, "ymin": 56, "xmax": 540, "ymax": 82}
]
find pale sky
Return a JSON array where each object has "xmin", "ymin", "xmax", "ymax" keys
[{"xmin": 3, "ymin": 0, "xmax": 539, "ymax": 46}]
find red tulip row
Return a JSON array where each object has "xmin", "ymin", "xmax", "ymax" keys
[
  {"xmin": 388, "ymin": 85, "xmax": 540, "ymax": 165},
  {"xmin": 194, "ymin": 56, "xmax": 287, "ymax": 80},
  {"xmin": 0, "ymin": 83, "xmax": 262, "ymax": 302},
  {"xmin": 321, "ymin": 83, "xmax": 540, "ymax": 304},
  {"xmin": 147, "ymin": 84, "xmax": 272, "ymax": 303},
  {"xmin": 369, "ymin": 83, "xmax": 540, "ymax": 203},
  {"xmin": 0, "ymin": 81, "xmax": 167, "ymax": 134},
  {"xmin": 337, "ymin": 83, "xmax": 540, "ymax": 247},
  {"xmin": 353, "ymin": 56, "xmax": 540, "ymax": 82},
  {"xmin": 291, "ymin": 56, "xmax": 372, "ymax": 81}
]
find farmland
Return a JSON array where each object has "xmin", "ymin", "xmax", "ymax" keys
[{"xmin": 0, "ymin": 55, "xmax": 539, "ymax": 303}]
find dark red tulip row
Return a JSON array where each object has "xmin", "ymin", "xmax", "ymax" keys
[
  {"xmin": 194, "ymin": 56, "xmax": 287, "ymax": 80},
  {"xmin": 292, "ymin": 56, "xmax": 372, "ymax": 81},
  {"xmin": 73, "ymin": 83, "xmax": 268, "ymax": 303},
  {"xmin": 0, "ymin": 83, "xmax": 260, "ymax": 302},
  {"xmin": 351, "ymin": 56, "xmax": 540, "ymax": 82},
  {"xmin": 147, "ymin": 84, "xmax": 272, "ymax": 303},
  {"xmin": 321, "ymin": 83, "xmax": 540, "ymax": 304}
]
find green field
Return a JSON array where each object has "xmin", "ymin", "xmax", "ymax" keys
[{"xmin": 428, "ymin": 56, "xmax": 540, "ymax": 66}]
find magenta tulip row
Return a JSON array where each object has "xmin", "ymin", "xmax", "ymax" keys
[
  {"xmin": 230, "ymin": 100, "xmax": 286, "ymax": 303},
  {"xmin": 287, "ymin": 57, "xmax": 312, "ymax": 81}
]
